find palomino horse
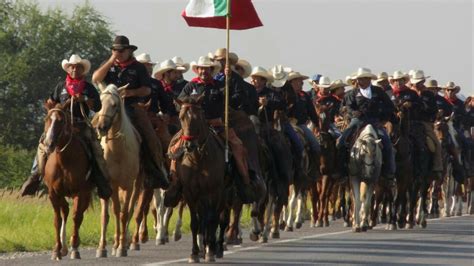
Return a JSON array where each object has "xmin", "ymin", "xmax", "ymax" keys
[
  {"xmin": 349, "ymin": 124, "xmax": 383, "ymax": 232},
  {"xmin": 43, "ymin": 100, "xmax": 93, "ymax": 260},
  {"xmin": 93, "ymin": 84, "xmax": 142, "ymax": 257},
  {"xmin": 174, "ymin": 97, "xmax": 228, "ymax": 263}
]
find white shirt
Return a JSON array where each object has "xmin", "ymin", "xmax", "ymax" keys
[{"xmin": 359, "ymin": 85, "xmax": 372, "ymax": 99}]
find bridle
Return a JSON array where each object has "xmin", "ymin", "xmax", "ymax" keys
[
  {"xmin": 179, "ymin": 103, "xmax": 210, "ymax": 154},
  {"xmin": 98, "ymin": 90, "xmax": 123, "ymax": 140},
  {"xmin": 46, "ymin": 99, "xmax": 74, "ymax": 153}
]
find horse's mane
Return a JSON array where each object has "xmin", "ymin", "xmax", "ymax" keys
[
  {"xmin": 102, "ymin": 85, "xmax": 136, "ymax": 139},
  {"xmin": 358, "ymin": 124, "xmax": 378, "ymax": 141}
]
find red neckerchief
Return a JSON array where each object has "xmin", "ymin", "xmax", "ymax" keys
[
  {"xmin": 445, "ymin": 95, "xmax": 457, "ymax": 106},
  {"xmin": 332, "ymin": 94, "xmax": 343, "ymax": 102},
  {"xmin": 298, "ymin": 91, "xmax": 307, "ymax": 97},
  {"xmin": 191, "ymin": 77, "xmax": 215, "ymax": 86},
  {"xmin": 65, "ymin": 74, "xmax": 86, "ymax": 96},
  {"xmin": 160, "ymin": 80, "xmax": 173, "ymax": 93},
  {"xmin": 116, "ymin": 58, "xmax": 136, "ymax": 69},
  {"xmin": 316, "ymin": 93, "xmax": 329, "ymax": 103},
  {"xmin": 392, "ymin": 85, "xmax": 408, "ymax": 97}
]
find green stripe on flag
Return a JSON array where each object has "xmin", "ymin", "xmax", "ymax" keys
[{"xmin": 214, "ymin": 0, "xmax": 228, "ymax": 16}]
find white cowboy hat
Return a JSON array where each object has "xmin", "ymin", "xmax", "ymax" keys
[
  {"xmin": 390, "ymin": 70, "xmax": 409, "ymax": 81},
  {"xmin": 444, "ymin": 81, "xmax": 456, "ymax": 89},
  {"xmin": 250, "ymin": 66, "xmax": 274, "ymax": 82},
  {"xmin": 270, "ymin": 65, "xmax": 288, "ymax": 88},
  {"xmin": 375, "ymin": 72, "xmax": 389, "ymax": 82},
  {"xmin": 211, "ymin": 48, "xmax": 239, "ymax": 65},
  {"xmin": 317, "ymin": 76, "xmax": 332, "ymax": 88},
  {"xmin": 171, "ymin": 56, "xmax": 190, "ymax": 73},
  {"xmin": 410, "ymin": 70, "xmax": 430, "ymax": 84},
  {"xmin": 425, "ymin": 79, "xmax": 441, "ymax": 89},
  {"xmin": 287, "ymin": 71, "xmax": 309, "ymax": 82},
  {"xmin": 136, "ymin": 53, "xmax": 157, "ymax": 65},
  {"xmin": 353, "ymin": 67, "xmax": 377, "ymax": 80},
  {"xmin": 330, "ymin": 79, "xmax": 348, "ymax": 91},
  {"xmin": 345, "ymin": 73, "xmax": 356, "ymax": 84},
  {"xmin": 190, "ymin": 56, "xmax": 222, "ymax": 77},
  {"xmin": 235, "ymin": 59, "xmax": 252, "ymax": 79},
  {"xmin": 154, "ymin": 59, "xmax": 178, "ymax": 80},
  {"xmin": 61, "ymin": 54, "xmax": 91, "ymax": 74}
]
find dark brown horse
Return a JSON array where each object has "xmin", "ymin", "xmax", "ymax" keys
[
  {"xmin": 43, "ymin": 100, "xmax": 93, "ymax": 260},
  {"xmin": 174, "ymin": 97, "xmax": 228, "ymax": 263}
]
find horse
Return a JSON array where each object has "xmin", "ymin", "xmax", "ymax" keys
[
  {"xmin": 174, "ymin": 97, "xmax": 228, "ymax": 263},
  {"xmin": 42, "ymin": 99, "xmax": 93, "ymax": 260},
  {"xmin": 348, "ymin": 124, "xmax": 383, "ymax": 232},
  {"xmin": 93, "ymin": 84, "xmax": 142, "ymax": 257}
]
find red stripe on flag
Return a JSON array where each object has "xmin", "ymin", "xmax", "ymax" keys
[{"xmin": 182, "ymin": 0, "xmax": 263, "ymax": 30}]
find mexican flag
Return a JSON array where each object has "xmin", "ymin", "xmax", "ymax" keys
[{"xmin": 182, "ymin": 0, "xmax": 263, "ymax": 30}]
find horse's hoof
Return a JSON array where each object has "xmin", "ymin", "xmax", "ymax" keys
[
  {"xmin": 259, "ymin": 235, "xmax": 268, "ymax": 243},
  {"xmin": 324, "ymin": 220, "xmax": 330, "ymax": 227},
  {"xmin": 455, "ymin": 212, "xmax": 462, "ymax": 217},
  {"xmin": 367, "ymin": 225, "xmax": 373, "ymax": 230},
  {"xmin": 421, "ymin": 220, "xmax": 427, "ymax": 228},
  {"xmin": 316, "ymin": 220, "xmax": 323, "ymax": 227},
  {"xmin": 60, "ymin": 246, "xmax": 68, "ymax": 257},
  {"xmin": 51, "ymin": 251, "xmax": 61, "ymax": 261},
  {"xmin": 165, "ymin": 236, "xmax": 169, "ymax": 243},
  {"xmin": 405, "ymin": 223, "xmax": 414, "ymax": 229},
  {"xmin": 199, "ymin": 250, "xmax": 205, "ymax": 259},
  {"xmin": 116, "ymin": 248, "xmax": 127, "ymax": 257},
  {"xmin": 361, "ymin": 226, "xmax": 368, "ymax": 232},
  {"xmin": 249, "ymin": 231, "xmax": 259, "ymax": 242},
  {"xmin": 111, "ymin": 248, "xmax": 116, "ymax": 256},
  {"xmin": 96, "ymin": 249, "xmax": 107, "ymax": 258},
  {"xmin": 284, "ymin": 226, "xmax": 293, "ymax": 232},
  {"xmin": 223, "ymin": 243, "xmax": 228, "ymax": 251},
  {"xmin": 369, "ymin": 220, "xmax": 375, "ymax": 228},
  {"xmin": 129, "ymin": 243, "xmax": 140, "ymax": 251},
  {"xmin": 271, "ymin": 231, "xmax": 280, "ymax": 239},
  {"xmin": 140, "ymin": 235, "xmax": 149, "ymax": 244},
  {"xmin": 70, "ymin": 250, "xmax": 81, "ymax": 260},
  {"xmin": 174, "ymin": 232, "xmax": 182, "ymax": 242},
  {"xmin": 380, "ymin": 217, "xmax": 387, "ymax": 224},
  {"xmin": 205, "ymin": 253, "xmax": 216, "ymax": 262},
  {"xmin": 310, "ymin": 222, "xmax": 315, "ymax": 228},
  {"xmin": 352, "ymin": 227, "xmax": 361, "ymax": 233},
  {"xmin": 389, "ymin": 224, "xmax": 397, "ymax": 231},
  {"xmin": 216, "ymin": 247, "xmax": 224, "ymax": 259},
  {"xmin": 343, "ymin": 222, "xmax": 350, "ymax": 228},
  {"xmin": 157, "ymin": 239, "xmax": 166, "ymax": 245},
  {"xmin": 279, "ymin": 222, "xmax": 286, "ymax": 230},
  {"xmin": 331, "ymin": 215, "xmax": 336, "ymax": 221},
  {"xmin": 295, "ymin": 222, "xmax": 302, "ymax": 229},
  {"xmin": 188, "ymin": 254, "xmax": 200, "ymax": 263}
]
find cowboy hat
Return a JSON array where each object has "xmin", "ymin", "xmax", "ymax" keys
[
  {"xmin": 250, "ymin": 66, "xmax": 274, "ymax": 82},
  {"xmin": 353, "ymin": 67, "xmax": 377, "ymax": 80},
  {"xmin": 390, "ymin": 70, "xmax": 409, "ymax": 81},
  {"xmin": 61, "ymin": 54, "xmax": 91, "ymax": 74},
  {"xmin": 154, "ymin": 59, "xmax": 178, "ymax": 80},
  {"xmin": 171, "ymin": 56, "xmax": 190, "ymax": 73},
  {"xmin": 270, "ymin": 65, "xmax": 288, "ymax": 88},
  {"xmin": 211, "ymin": 48, "xmax": 239, "ymax": 65},
  {"xmin": 444, "ymin": 81, "xmax": 456, "ymax": 89},
  {"xmin": 330, "ymin": 79, "xmax": 348, "ymax": 91},
  {"xmin": 375, "ymin": 72, "xmax": 389, "ymax": 82},
  {"xmin": 410, "ymin": 70, "xmax": 430, "ymax": 84},
  {"xmin": 317, "ymin": 76, "xmax": 332, "ymax": 88},
  {"xmin": 190, "ymin": 56, "xmax": 222, "ymax": 77},
  {"xmin": 287, "ymin": 71, "xmax": 309, "ymax": 82},
  {"xmin": 345, "ymin": 73, "xmax": 356, "ymax": 84},
  {"xmin": 235, "ymin": 59, "xmax": 252, "ymax": 79},
  {"xmin": 425, "ymin": 79, "xmax": 441, "ymax": 90},
  {"xmin": 110, "ymin": 35, "xmax": 137, "ymax": 51},
  {"xmin": 136, "ymin": 53, "xmax": 157, "ymax": 65}
]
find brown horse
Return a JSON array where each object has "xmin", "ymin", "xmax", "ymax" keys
[
  {"xmin": 174, "ymin": 97, "xmax": 228, "ymax": 263},
  {"xmin": 43, "ymin": 100, "xmax": 93, "ymax": 260}
]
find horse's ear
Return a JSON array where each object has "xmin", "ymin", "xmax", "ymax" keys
[
  {"xmin": 44, "ymin": 99, "xmax": 55, "ymax": 111},
  {"xmin": 375, "ymin": 139, "xmax": 382, "ymax": 145}
]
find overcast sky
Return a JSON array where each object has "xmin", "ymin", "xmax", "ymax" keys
[{"xmin": 38, "ymin": 0, "xmax": 473, "ymax": 96}]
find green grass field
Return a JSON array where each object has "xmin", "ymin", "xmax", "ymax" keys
[{"xmin": 0, "ymin": 190, "xmax": 253, "ymax": 253}]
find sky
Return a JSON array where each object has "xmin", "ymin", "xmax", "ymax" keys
[{"xmin": 38, "ymin": 0, "xmax": 473, "ymax": 96}]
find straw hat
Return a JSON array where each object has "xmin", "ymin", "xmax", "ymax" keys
[
  {"xmin": 190, "ymin": 56, "xmax": 222, "ymax": 77},
  {"xmin": 425, "ymin": 79, "xmax": 441, "ymax": 90},
  {"xmin": 171, "ymin": 56, "xmax": 190, "ymax": 73},
  {"xmin": 136, "ymin": 53, "xmax": 157, "ymax": 66},
  {"xmin": 317, "ymin": 76, "xmax": 332, "ymax": 88},
  {"xmin": 444, "ymin": 82, "xmax": 460, "ymax": 93},
  {"xmin": 410, "ymin": 70, "xmax": 430, "ymax": 84},
  {"xmin": 330, "ymin": 79, "xmax": 348, "ymax": 91},
  {"xmin": 235, "ymin": 59, "xmax": 252, "ymax": 79},
  {"xmin": 211, "ymin": 48, "xmax": 239, "ymax": 65},
  {"xmin": 250, "ymin": 66, "xmax": 274, "ymax": 82},
  {"xmin": 287, "ymin": 71, "xmax": 309, "ymax": 82},
  {"xmin": 375, "ymin": 72, "xmax": 389, "ymax": 82},
  {"xmin": 353, "ymin": 67, "xmax": 377, "ymax": 80},
  {"xmin": 390, "ymin": 70, "xmax": 408, "ymax": 81},
  {"xmin": 345, "ymin": 73, "xmax": 356, "ymax": 84},
  {"xmin": 61, "ymin": 54, "xmax": 91, "ymax": 74},
  {"xmin": 270, "ymin": 65, "xmax": 289, "ymax": 88},
  {"xmin": 154, "ymin": 59, "xmax": 178, "ymax": 80}
]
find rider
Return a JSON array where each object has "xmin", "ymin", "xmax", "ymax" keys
[
  {"xmin": 92, "ymin": 35, "xmax": 169, "ymax": 189},
  {"xmin": 171, "ymin": 56, "xmax": 190, "ymax": 97},
  {"xmin": 338, "ymin": 68, "xmax": 396, "ymax": 179},
  {"xmin": 316, "ymin": 77, "xmax": 345, "ymax": 139},
  {"xmin": 20, "ymin": 55, "xmax": 112, "ymax": 198}
]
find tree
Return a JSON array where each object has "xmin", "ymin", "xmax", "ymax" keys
[{"xmin": 0, "ymin": 0, "xmax": 114, "ymax": 149}]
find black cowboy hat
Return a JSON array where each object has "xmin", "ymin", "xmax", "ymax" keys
[{"xmin": 110, "ymin": 35, "xmax": 137, "ymax": 51}]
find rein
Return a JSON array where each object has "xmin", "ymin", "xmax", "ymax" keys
[
  {"xmin": 47, "ymin": 98, "xmax": 74, "ymax": 153},
  {"xmin": 99, "ymin": 90, "xmax": 123, "ymax": 140}
]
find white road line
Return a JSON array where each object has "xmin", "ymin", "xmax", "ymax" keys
[{"xmin": 145, "ymin": 214, "xmax": 471, "ymax": 265}]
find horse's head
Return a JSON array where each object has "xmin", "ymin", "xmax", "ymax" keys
[
  {"xmin": 350, "ymin": 125, "xmax": 383, "ymax": 180},
  {"xmin": 95, "ymin": 84, "xmax": 123, "ymax": 137},
  {"xmin": 43, "ymin": 101, "xmax": 70, "ymax": 153},
  {"xmin": 176, "ymin": 96, "xmax": 206, "ymax": 150}
]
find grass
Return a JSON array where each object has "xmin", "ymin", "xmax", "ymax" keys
[{"xmin": 0, "ymin": 189, "xmax": 253, "ymax": 253}]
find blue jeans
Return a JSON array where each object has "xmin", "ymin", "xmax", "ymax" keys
[
  {"xmin": 283, "ymin": 122, "xmax": 304, "ymax": 157},
  {"xmin": 329, "ymin": 123, "xmax": 342, "ymax": 139},
  {"xmin": 298, "ymin": 124, "xmax": 321, "ymax": 154}
]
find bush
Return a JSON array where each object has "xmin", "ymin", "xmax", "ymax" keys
[{"xmin": 0, "ymin": 144, "xmax": 35, "ymax": 189}]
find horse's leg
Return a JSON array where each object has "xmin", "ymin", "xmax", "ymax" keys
[
  {"xmin": 151, "ymin": 189, "xmax": 160, "ymax": 233},
  {"xmin": 97, "ymin": 198, "xmax": 109, "ymax": 258},
  {"xmin": 139, "ymin": 188, "xmax": 154, "ymax": 243},
  {"xmin": 310, "ymin": 181, "xmax": 319, "ymax": 227},
  {"xmin": 271, "ymin": 195, "xmax": 283, "ymax": 238},
  {"xmin": 419, "ymin": 177, "xmax": 431, "ymax": 228},
  {"xmin": 49, "ymin": 194, "xmax": 63, "ymax": 261},
  {"xmin": 174, "ymin": 200, "xmax": 185, "ymax": 241},
  {"xmin": 285, "ymin": 185, "xmax": 296, "ymax": 231},
  {"xmin": 205, "ymin": 207, "xmax": 219, "ymax": 262},
  {"xmin": 163, "ymin": 207, "xmax": 173, "ymax": 243},
  {"xmin": 217, "ymin": 207, "xmax": 229, "ymax": 259},
  {"xmin": 155, "ymin": 189, "xmax": 167, "ymax": 245},
  {"xmin": 350, "ymin": 177, "xmax": 361, "ymax": 232},
  {"xmin": 188, "ymin": 208, "xmax": 200, "ymax": 263},
  {"xmin": 70, "ymin": 193, "xmax": 90, "ymax": 259},
  {"xmin": 130, "ymin": 187, "xmax": 148, "ymax": 251},
  {"xmin": 110, "ymin": 191, "xmax": 121, "ymax": 256},
  {"xmin": 260, "ymin": 194, "xmax": 273, "ymax": 243},
  {"xmin": 116, "ymin": 190, "xmax": 133, "ymax": 257},
  {"xmin": 320, "ymin": 175, "xmax": 332, "ymax": 227},
  {"xmin": 226, "ymin": 201, "xmax": 242, "ymax": 245},
  {"xmin": 295, "ymin": 191, "xmax": 304, "ymax": 229},
  {"xmin": 59, "ymin": 198, "xmax": 69, "ymax": 257},
  {"xmin": 361, "ymin": 181, "xmax": 374, "ymax": 231},
  {"xmin": 370, "ymin": 181, "xmax": 382, "ymax": 228}
]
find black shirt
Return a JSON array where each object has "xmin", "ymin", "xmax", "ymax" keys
[
  {"xmin": 447, "ymin": 97, "xmax": 467, "ymax": 128},
  {"xmin": 288, "ymin": 90, "xmax": 319, "ymax": 125},
  {"xmin": 257, "ymin": 87, "xmax": 287, "ymax": 123},
  {"xmin": 178, "ymin": 80, "xmax": 225, "ymax": 120},
  {"xmin": 345, "ymin": 85, "xmax": 395, "ymax": 122},
  {"xmin": 103, "ymin": 60, "xmax": 151, "ymax": 109},
  {"xmin": 419, "ymin": 90, "xmax": 438, "ymax": 122},
  {"xmin": 317, "ymin": 95, "xmax": 341, "ymax": 123},
  {"xmin": 50, "ymin": 80, "xmax": 101, "ymax": 119}
]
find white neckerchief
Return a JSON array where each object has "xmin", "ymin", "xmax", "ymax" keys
[{"xmin": 359, "ymin": 85, "xmax": 372, "ymax": 99}]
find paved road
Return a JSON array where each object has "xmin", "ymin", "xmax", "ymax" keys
[{"xmin": 2, "ymin": 215, "xmax": 473, "ymax": 265}]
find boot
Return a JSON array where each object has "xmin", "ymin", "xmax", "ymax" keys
[
  {"xmin": 228, "ymin": 161, "xmax": 254, "ymax": 204},
  {"xmin": 164, "ymin": 172, "xmax": 182, "ymax": 208},
  {"xmin": 143, "ymin": 156, "xmax": 169, "ymax": 189},
  {"xmin": 20, "ymin": 172, "xmax": 41, "ymax": 196}
]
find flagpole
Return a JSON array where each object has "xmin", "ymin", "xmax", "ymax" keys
[{"xmin": 224, "ymin": 0, "xmax": 230, "ymax": 163}]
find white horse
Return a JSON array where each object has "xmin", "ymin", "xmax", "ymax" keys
[{"xmin": 349, "ymin": 124, "xmax": 383, "ymax": 232}]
